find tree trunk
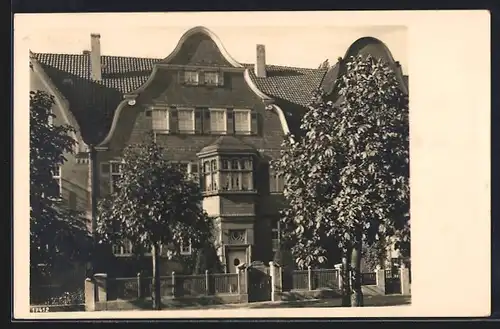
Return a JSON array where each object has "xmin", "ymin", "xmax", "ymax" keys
[
  {"xmin": 152, "ymin": 242, "xmax": 161, "ymax": 310},
  {"xmin": 350, "ymin": 236, "xmax": 364, "ymax": 307},
  {"xmin": 341, "ymin": 247, "xmax": 352, "ymax": 307}
]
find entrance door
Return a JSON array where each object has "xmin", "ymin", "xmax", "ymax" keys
[{"xmin": 226, "ymin": 249, "xmax": 247, "ymax": 273}]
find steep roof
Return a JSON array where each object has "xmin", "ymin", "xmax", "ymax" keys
[{"xmin": 31, "ymin": 52, "xmax": 326, "ymax": 144}]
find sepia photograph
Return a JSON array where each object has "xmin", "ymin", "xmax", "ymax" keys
[{"xmin": 14, "ymin": 11, "xmax": 490, "ymax": 319}]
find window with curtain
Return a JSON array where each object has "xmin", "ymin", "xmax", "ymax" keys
[
  {"xmin": 234, "ymin": 109, "xmax": 251, "ymax": 134},
  {"xmin": 177, "ymin": 108, "xmax": 195, "ymax": 133},
  {"xmin": 151, "ymin": 108, "xmax": 169, "ymax": 132},
  {"xmin": 220, "ymin": 157, "xmax": 253, "ymax": 191},
  {"xmin": 209, "ymin": 109, "xmax": 226, "ymax": 133}
]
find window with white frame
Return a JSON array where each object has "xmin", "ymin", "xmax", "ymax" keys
[
  {"xmin": 271, "ymin": 219, "xmax": 280, "ymax": 252},
  {"xmin": 180, "ymin": 240, "xmax": 192, "ymax": 255},
  {"xmin": 209, "ymin": 109, "xmax": 227, "ymax": 134},
  {"xmin": 269, "ymin": 171, "xmax": 285, "ymax": 193},
  {"xmin": 184, "ymin": 71, "xmax": 199, "ymax": 84},
  {"xmin": 150, "ymin": 108, "xmax": 169, "ymax": 132},
  {"xmin": 112, "ymin": 239, "xmax": 133, "ymax": 256},
  {"xmin": 51, "ymin": 166, "xmax": 62, "ymax": 199},
  {"xmin": 220, "ymin": 157, "xmax": 253, "ymax": 191},
  {"xmin": 177, "ymin": 108, "xmax": 195, "ymax": 133},
  {"xmin": 234, "ymin": 109, "xmax": 252, "ymax": 134},
  {"xmin": 202, "ymin": 158, "xmax": 219, "ymax": 192},
  {"xmin": 189, "ymin": 163, "xmax": 200, "ymax": 184},
  {"xmin": 204, "ymin": 72, "xmax": 219, "ymax": 85},
  {"xmin": 143, "ymin": 243, "xmax": 164, "ymax": 256},
  {"xmin": 110, "ymin": 161, "xmax": 123, "ymax": 194}
]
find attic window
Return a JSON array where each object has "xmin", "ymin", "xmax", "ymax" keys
[
  {"xmin": 184, "ymin": 71, "xmax": 199, "ymax": 85},
  {"xmin": 204, "ymin": 72, "xmax": 219, "ymax": 85}
]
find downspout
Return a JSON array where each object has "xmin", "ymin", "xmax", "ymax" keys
[{"xmin": 88, "ymin": 144, "xmax": 99, "ymax": 273}]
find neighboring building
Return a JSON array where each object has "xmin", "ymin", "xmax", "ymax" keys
[{"xmin": 29, "ymin": 26, "xmax": 408, "ymax": 276}]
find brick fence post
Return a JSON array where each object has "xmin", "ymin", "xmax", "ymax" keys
[
  {"xmin": 94, "ymin": 273, "xmax": 108, "ymax": 302},
  {"xmin": 269, "ymin": 261, "xmax": 282, "ymax": 302},
  {"xmin": 334, "ymin": 264, "xmax": 342, "ymax": 292},
  {"xmin": 137, "ymin": 272, "xmax": 142, "ymax": 299},
  {"xmin": 375, "ymin": 265, "xmax": 386, "ymax": 295},
  {"xmin": 307, "ymin": 266, "xmax": 312, "ymax": 291},
  {"xmin": 236, "ymin": 264, "xmax": 248, "ymax": 303},
  {"xmin": 400, "ymin": 263, "xmax": 411, "ymax": 295},
  {"xmin": 205, "ymin": 270, "xmax": 210, "ymax": 296},
  {"xmin": 84, "ymin": 277, "xmax": 96, "ymax": 311}
]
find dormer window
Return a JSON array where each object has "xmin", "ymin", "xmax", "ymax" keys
[
  {"xmin": 184, "ymin": 71, "xmax": 199, "ymax": 85},
  {"xmin": 204, "ymin": 72, "xmax": 219, "ymax": 85}
]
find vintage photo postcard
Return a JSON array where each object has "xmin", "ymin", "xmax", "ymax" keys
[{"xmin": 13, "ymin": 10, "xmax": 490, "ymax": 319}]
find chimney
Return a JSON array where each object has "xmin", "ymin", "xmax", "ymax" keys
[
  {"xmin": 255, "ymin": 44, "xmax": 266, "ymax": 78},
  {"xmin": 90, "ymin": 33, "xmax": 102, "ymax": 81}
]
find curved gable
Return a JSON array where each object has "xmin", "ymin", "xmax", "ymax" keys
[
  {"xmin": 343, "ymin": 36, "xmax": 397, "ymax": 64},
  {"xmin": 160, "ymin": 26, "xmax": 243, "ymax": 68},
  {"xmin": 324, "ymin": 36, "xmax": 408, "ymax": 97}
]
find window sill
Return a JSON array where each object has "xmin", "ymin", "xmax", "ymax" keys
[
  {"xmin": 113, "ymin": 254, "xmax": 134, "ymax": 257},
  {"xmin": 202, "ymin": 189, "xmax": 257, "ymax": 197}
]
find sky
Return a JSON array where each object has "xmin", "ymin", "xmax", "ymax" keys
[{"xmin": 17, "ymin": 12, "xmax": 407, "ymax": 73}]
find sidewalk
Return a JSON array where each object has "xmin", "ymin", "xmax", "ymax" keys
[{"xmin": 161, "ymin": 295, "xmax": 411, "ymax": 310}]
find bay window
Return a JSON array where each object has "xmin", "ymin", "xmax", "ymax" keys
[
  {"xmin": 202, "ymin": 158, "xmax": 219, "ymax": 192},
  {"xmin": 220, "ymin": 157, "xmax": 253, "ymax": 191}
]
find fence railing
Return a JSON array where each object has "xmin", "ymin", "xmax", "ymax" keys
[
  {"xmin": 361, "ymin": 272, "xmax": 377, "ymax": 285},
  {"xmin": 312, "ymin": 269, "xmax": 339, "ymax": 290},
  {"xmin": 286, "ymin": 268, "xmax": 382, "ymax": 292},
  {"xmin": 109, "ymin": 272, "xmax": 239, "ymax": 300}
]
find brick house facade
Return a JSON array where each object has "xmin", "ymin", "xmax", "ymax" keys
[{"xmin": 29, "ymin": 26, "xmax": 408, "ymax": 276}]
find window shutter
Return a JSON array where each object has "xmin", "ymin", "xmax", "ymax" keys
[
  {"xmin": 203, "ymin": 109, "xmax": 211, "ymax": 133},
  {"xmin": 218, "ymin": 70, "xmax": 225, "ymax": 87},
  {"xmin": 226, "ymin": 108, "xmax": 234, "ymax": 134},
  {"xmin": 177, "ymin": 70, "xmax": 185, "ymax": 85},
  {"xmin": 195, "ymin": 108, "xmax": 203, "ymax": 134},
  {"xmin": 251, "ymin": 110, "xmax": 258, "ymax": 135},
  {"xmin": 169, "ymin": 107, "xmax": 178, "ymax": 134}
]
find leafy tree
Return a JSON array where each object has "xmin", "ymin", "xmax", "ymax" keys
[
  {"xmin": 96, "ymin": 141, "xmax": 214, "ymax": 310},
  {"xmin": 272, "ymin": 55, "xmax": 409, "ymax": 307},
  {"xmin": 30, "ymin": 90, "xmax": 92, "ymax": 287}
]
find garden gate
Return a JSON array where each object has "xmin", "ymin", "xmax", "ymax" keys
[{"xmin": 247, "ymin": 261, "xmax": 271, "ymax": 302}]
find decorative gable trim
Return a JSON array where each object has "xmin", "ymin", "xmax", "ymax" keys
[
  {"xmin": 30, "ymin": 53, "xmax": 86, "ymax": 153},
  {"xmin": 96, "ymin": 96, "xmax": 134, "ymax": 148},
  {"xmin": 162, "ymin": 26, "xmax": 244, "ymax": 68}
]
